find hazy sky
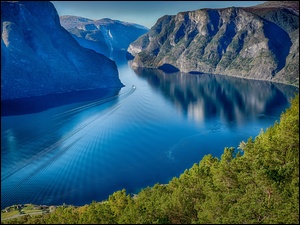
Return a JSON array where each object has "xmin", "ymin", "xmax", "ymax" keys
[{"xmin": 51, "ymin": 1, "xmax": 266, "ymax": 28}]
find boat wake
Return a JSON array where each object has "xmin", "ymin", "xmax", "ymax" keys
[{"xmin": 1, "ymin": 85, "xmax": 137, "ymax": 183}]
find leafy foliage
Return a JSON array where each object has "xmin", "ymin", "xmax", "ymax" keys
[{"xmin": 2, "ymin": 94, "xmax": 298, "ymax": 224}]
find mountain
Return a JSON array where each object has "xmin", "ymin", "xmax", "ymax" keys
[
  {"xmin": 127, "ymin": 1, "xmax": 299, "ymax": 87},
  {"xmin": 59, "ymin": 15, "xmax": 149, "ymax": 59},
  {"xmin": 1, "ymin": 1, "xmax": 124, "ymax": 101}
]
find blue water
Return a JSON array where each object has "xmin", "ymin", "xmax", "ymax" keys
[{"xmin": 1, "ymin": 59, "xmax": 298, "ymax": 209}]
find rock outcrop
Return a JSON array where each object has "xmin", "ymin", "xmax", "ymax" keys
[
  {"xmin": 128, "ymin": 1, "xmax": 299, "ymax": 86},
  {"xmin": 1, "ymin": 1, "xmax": 124, "ymax": 100},
  {"xmin": 60, "ymin": 16, "xmax": 149, "ymax": 59}
]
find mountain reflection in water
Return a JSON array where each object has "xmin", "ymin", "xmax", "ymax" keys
[{"xmin": 132, "ymin": 66, "xmax": 298, "ymax": 126}]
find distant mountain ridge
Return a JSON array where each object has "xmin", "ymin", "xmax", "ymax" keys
[
  {"xmin": 1, "ymin": 1, "xmax": 123, "ymax": 101},
  {"xmin": 60, "ymin": 15, "xmax": 149, "ymax": 58},
  {"xmin": 127, "ymin": 1, "xmax": 299, "ymax": 87}
]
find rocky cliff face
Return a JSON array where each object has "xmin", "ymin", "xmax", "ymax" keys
[
  {"xmin": 128, "ymin": 1, "xmax": 299, "ymax": 86},
  {"xmin": 1, "ymin": 1, "xmax": 124, "ymax": 100},
  {"xmin": 60, "ymin": 16, "xmax": 149, "ymax": 59}
]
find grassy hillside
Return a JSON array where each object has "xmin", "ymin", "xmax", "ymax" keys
[{"xmin": 2, "ymin": 94, "xmax": 299, "ymax": 224}]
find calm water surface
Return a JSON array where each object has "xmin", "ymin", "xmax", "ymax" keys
[{"xmin": 1, "ymin": 59, "xmax": 298, "ymax": 209}]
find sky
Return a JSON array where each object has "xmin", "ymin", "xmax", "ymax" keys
[{"xmin": 51, "ymin": 1, "xmax": 266, "ymax": 28}]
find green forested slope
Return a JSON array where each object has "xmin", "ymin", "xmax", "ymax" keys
[{"xmin": 2, "ymin": 94, "xmax": 299, "ymax": 224}]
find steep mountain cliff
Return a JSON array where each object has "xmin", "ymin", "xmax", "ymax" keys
[
  {"xmin": 128, "ymin": 1, "xmax": 299, "ymax": 86},
  {"xmin": 60, "ymin": 16, "xmax": 149, "ymax": 59},
  {"xmin": 1, "ymin": 1, "xmax": 124, "ymax": 101}
]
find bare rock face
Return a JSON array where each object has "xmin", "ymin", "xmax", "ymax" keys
[
  {"xmin": 128, "ymin": 1, "xmax": 299, "ymax": 86},
  {"xmin": 59, "ymin": 15, "xmax": 149, "ymax": 58},
  {"xmin": 1, "ymin": 1, "xmax": 124, "ymax": 100}
]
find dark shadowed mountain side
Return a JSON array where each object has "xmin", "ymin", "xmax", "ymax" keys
[
  {"xmin": 127, "ymin": 1, "xmax": 299, "ymax": 87},
  {"xmin": 59, "ymin": 16, "xmax": 149, "ymax": 60},
  {"xmin": 1, "ymin": 1, "xmax": 124, "ymax": 101}
]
